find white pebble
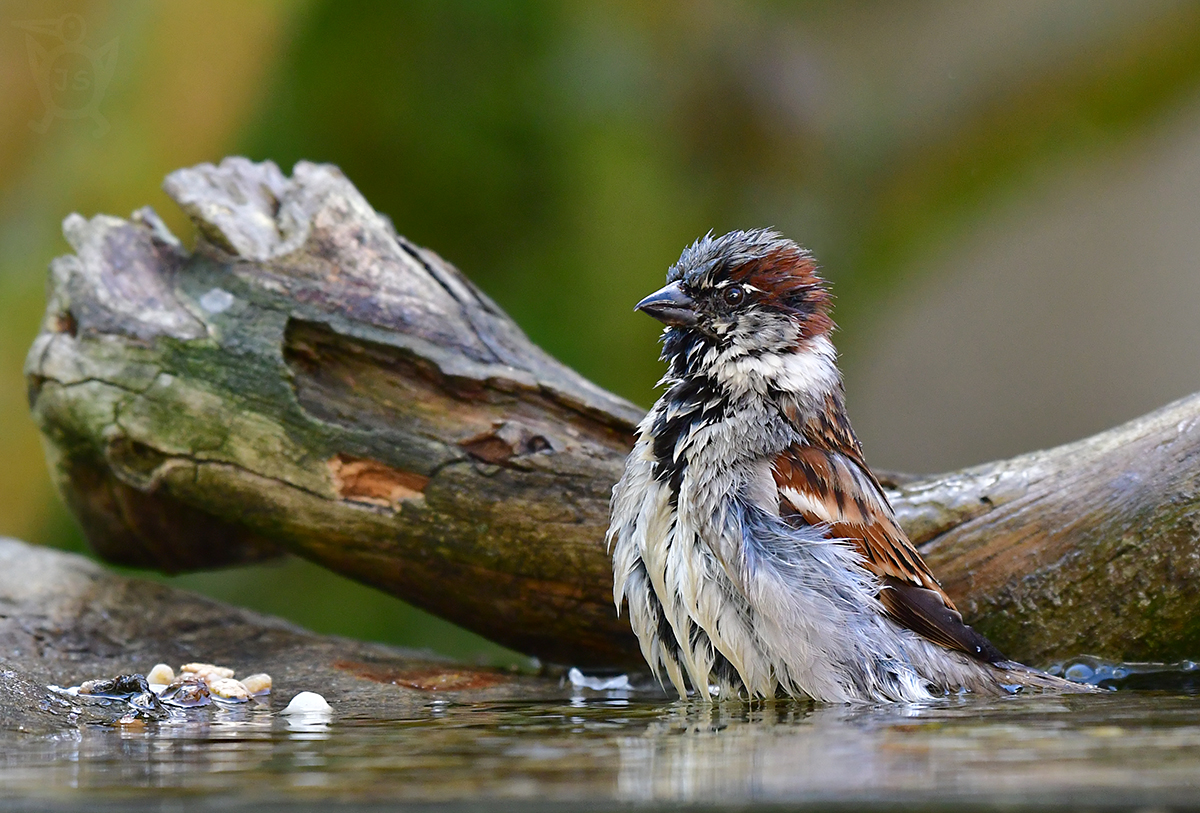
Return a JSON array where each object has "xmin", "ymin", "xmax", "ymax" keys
[
  {"xmin": 282, "ymin": 691, "xmax": 331, "ymax": 715},
  {"xmin": 146, "ymin": 663, "xmax": 174, "ymax": 686},
  {"xmin": 240, "ymin": 673, "xmax": 272, "ymax": 695}
]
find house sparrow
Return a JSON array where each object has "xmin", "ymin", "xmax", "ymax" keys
[{"xmin": 608, "ymin": 229, "xmax": 1085, "ymax": 702}]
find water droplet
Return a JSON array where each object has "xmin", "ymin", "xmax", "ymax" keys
[
  {"xmin": 1064, "ymin": 663, "xmax": 1094, "ymax": 682},
  {"xmin": 199, "ymin": 288, "xmax": 235, "ymax": 314}
]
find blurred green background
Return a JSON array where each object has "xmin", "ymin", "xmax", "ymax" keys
[{"xmin": 4, "ymin": 0, "xmax": 1200, "ymax": 665}]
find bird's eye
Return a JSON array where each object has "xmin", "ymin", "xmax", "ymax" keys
[{"xmin": 723, "ymin": 285, "xmax": 745, "ymax": 306}]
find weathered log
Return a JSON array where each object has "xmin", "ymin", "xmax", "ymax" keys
[
  {"xmin": 25, "ymin": 158, "xmax": 1200, "ymax": 666},
  {"xmin": 891, "ymin": 401, "xmax": 1200, "ymax": 663}
]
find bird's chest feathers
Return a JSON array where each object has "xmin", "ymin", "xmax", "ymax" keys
[
  {"xmin": 638, "ymin": 339, "xmax": 840, "ymax": 559},
  {"xmin": 709, "ymin": 336, "xmax": 840, "ymax": 409},
  {"xmin": 647, "ymin": 390, "xmax": 781, "ymax": 534},
  {"xmin": 654, "ymin": 340, "xmax": 838, "ymax": 478},
  {"xmin": 637, "ymin": 399, "xmax": 781, "ymax": 600}
]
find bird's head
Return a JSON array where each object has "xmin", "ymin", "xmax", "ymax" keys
[{"xmin": 637, "ymin": 229, "xmax": 835, "ymax": 385}]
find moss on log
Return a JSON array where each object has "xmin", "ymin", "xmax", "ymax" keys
[{"xmin": 25, "ymin": 158, "xmax": 1200, "ymax": 666}]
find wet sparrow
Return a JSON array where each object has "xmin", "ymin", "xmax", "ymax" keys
[{"xmin": 608, "ymin": 229, "xmax": 1082, "ymax": 702}]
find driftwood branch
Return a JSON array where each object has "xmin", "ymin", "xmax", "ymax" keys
[{"xmin": 25, "ymin": 158, "xmax": 1200, "ymax": 667}]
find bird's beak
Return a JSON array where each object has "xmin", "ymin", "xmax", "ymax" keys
[{"xmin": 634, "ymin": 281, "xmax": 698, "ymax": 327}]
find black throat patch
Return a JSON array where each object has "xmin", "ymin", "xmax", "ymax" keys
[{"xmin": 650, "ymin": 373, "xmax": 730, "ymax": 503}]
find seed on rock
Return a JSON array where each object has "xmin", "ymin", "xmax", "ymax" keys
[
  {"xmin": 209, "ymin": 678, "xmax": 250, "ymax": 702},
  {"xmin": 146, "ymin": 663, "xmax": 174, "ymax": 686},
  {"xmin": 240, "ymin": 673, "xmax": 272, "ymax": 695},
  {"xmin": 180, "ymin": 662, "xmax": 235, "ymax": 681},
  {"xmin": 77, "ymin": 679, "xmax": 104, "ymax": 696}
]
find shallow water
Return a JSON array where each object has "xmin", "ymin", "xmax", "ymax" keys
[{"xmin": 4, "ymin": 682, "xmax": 1200, "ymax": 812}]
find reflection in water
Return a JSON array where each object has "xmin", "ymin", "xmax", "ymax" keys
[
  {"xmin": 616, "ymin": 694, "xmax": 1200, "ymax": 806},
  {"xmin": 284, "ymin": 709, "xmax": 333, "ymax": 741},
  {"xmin": 617, "ymin": 699, "xmax": 1054, "ymax": 803},
  {"xmin": 5, "ymin": 691, "xmax": 1200, "ymax": 808}
]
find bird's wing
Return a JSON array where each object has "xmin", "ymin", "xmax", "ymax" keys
[{"xmin": 772, "ymin": 395, "xmax": 1005, "ymax": 663}]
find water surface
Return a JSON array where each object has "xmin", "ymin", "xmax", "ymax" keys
[{"xmin": 4, "ymin": 685, "xmax": 1200, "ymax": 811}]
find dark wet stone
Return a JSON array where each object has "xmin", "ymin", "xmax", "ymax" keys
[
  {"xmin": 78, "ymin": 674, "xmax": 151, "ymax": 696},
  {"xmin": 158, "ymin": 674, "xmax": 211, "ymax": 707},
  {"xmin": 126, "ymin": 690, "xmax": 169, "ymax": 720}
]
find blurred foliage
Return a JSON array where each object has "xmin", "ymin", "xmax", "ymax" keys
[{"xmin": 4, "ymin": 0, "xmax": 1200, "ymax": 663}]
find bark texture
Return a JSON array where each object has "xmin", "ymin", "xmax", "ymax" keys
[{"xmin": 25, "ymin": 158, "xmax": 1200, "ymax": 667}]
